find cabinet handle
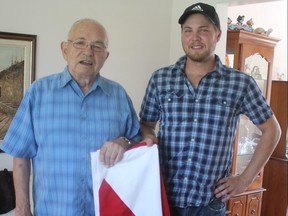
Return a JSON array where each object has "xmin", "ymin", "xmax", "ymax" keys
[
  {"xmin": 235, "ymin": 214, "xmax": 239, "ymax": 216},
  {"xmin": 251, "ymin": 209, "xmax": 256, "ymax": 215}
]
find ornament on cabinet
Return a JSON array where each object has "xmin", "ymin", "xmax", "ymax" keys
[
  {"xmin": 228, "ymin": 15, "xmax": 253, "ymax": 32},
  {"xmin": 246, "ymin": 18, "xmax": 254, "ymax": 28},
  {"xmin": 228, "ymin": 15, "xmax": 274, "ymax": 37},
  {"xmin": 253, "ymin": 27, "xmax": 273, "ymax": 36}
]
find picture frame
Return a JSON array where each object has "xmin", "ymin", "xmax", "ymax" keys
[{"xmin": 0, "ymin": 32, "xmax": 37, "ymax": 150}]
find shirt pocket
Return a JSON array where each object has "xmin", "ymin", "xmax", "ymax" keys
[
  {"xmin": 158, "ymin": 90, "xmax": 186, "ymax": 122},
  {"xmin": 207, "ymin": 96, "xmax": 238, "ymax": 129}
]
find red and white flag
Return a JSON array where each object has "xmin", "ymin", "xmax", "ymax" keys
[{"xmin": 91, "ymin": 143, "xmax": 170, "ymax": 216}]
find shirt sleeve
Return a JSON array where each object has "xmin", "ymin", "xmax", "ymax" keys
[
  {"xmin": 0, "ymin": 87, "xmax": 37, "ymax": 158},
  {"xmin": 240, "ymin": 76, "xmax": 273, "ymax": 125},
  {"xmin": 139, "ymin": 74, "xmax": 160, "ymax": 122},
  {"xmin": 124, "ymin": 93, "xmax": 141, "ymax": 143}
]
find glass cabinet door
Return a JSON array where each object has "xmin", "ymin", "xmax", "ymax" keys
[
  {"xmin": 244, "ymin": 53, "xmax": 269, "ymax": 97},
  {"xmin": 235, "ymin": 53, "xmax": 269, "ymax": 175},
  {"xmin": 236, "ymin": 117, "xmax": 261, "ymax": 175}
]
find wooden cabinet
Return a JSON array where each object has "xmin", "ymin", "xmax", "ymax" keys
[
  {"xmin": 225, "ymin": 30, "xmax": 280, "ymax": 216},
  {"xmin": 228, "ymin": 191, "xmax": 264, "ymax": 216},
  {"xmin": 261, "ymin": 81, "xmax": 287, "ymax": 216}
]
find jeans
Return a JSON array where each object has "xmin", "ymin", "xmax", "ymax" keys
[{"xmin": 169, "ymin": 198, "xmax": 226, "ymax": 216}]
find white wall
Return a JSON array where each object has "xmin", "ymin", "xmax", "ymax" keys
[
  {"xmin": 228, "ymin": 0, "xmax": 287, "ymax": 80},
  {"xmin": 0, "ymin": 0, "xmax": 172, "ymax": 114}
]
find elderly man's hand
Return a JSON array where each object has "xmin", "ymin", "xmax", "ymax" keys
[
  {"xmin": 99, "ymin": 138, "xmax": 129, "ymax": 167},
  {"xmin": 141, "ymin": 135, "xmax": 158, "ymax": 147}
]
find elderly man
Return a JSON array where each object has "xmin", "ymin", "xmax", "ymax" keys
[{"xmin": 1, "ymin": 18, "xmax": 140, "ymax": 215}]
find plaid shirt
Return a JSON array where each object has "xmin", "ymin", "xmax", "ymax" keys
[
  {"xmin": 139, "ymin": 55, "xmax": 273, "ymax": 207},
  {"xmin": 1, "ymin": 67, "xmax": 140, "ymax": 215}
]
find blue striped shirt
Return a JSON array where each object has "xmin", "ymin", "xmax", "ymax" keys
[
  {"xmin": 139, "ymin": 55, "xmax": 273, "ymax": 207},
  {"xmin": 1, "ymin": 67, "xmax": 140, "ymax": 215}
]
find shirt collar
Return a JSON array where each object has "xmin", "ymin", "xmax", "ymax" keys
[
  {"xmin": 59, "ymin": 66, "xmax": 112, "ymax": 96},
  {"xmin": 59, "ymin": 66, "xmax": 73, "ymax": 88},
  {"xmin": 213, "ymin": 55, "xmax": 225, "ymax": 76},
  {"xmin": 174, "ymin": 54, "xmax": 225, "ymax": 76}
]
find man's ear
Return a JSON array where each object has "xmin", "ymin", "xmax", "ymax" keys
[
  {"xmin": 216, "ymin": 30, "xmax": 222, "ymax": 42},
  {"xmin": 105, "ymin": 51, "xmax": 110, "ymax": 60},
  {"xmin": 61, "ymin": 41, "xmax": 68, "ymax": 60}
]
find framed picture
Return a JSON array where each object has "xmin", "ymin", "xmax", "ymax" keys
[{"xmin": 0, "ymin": 32, "xmax": 37, "ymax": 149}]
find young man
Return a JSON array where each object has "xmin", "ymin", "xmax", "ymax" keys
[
  {"xmin": 139, "ymin": 3, "xmax": 281, "ymax": 216},
  {"xmin": 1, "ymin": 19, "xmax": 140, "ymax": 215}
]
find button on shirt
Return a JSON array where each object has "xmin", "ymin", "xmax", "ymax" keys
[
  {"xmin": 139, "ymin": 55, "xmax": 273, "ymax": 207},
  {"xmin": 1, "ymin": 67, "xmax": 140, "ymax": 215}
]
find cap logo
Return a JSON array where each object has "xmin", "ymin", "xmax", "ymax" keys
[{"xmin": 191, "ymin": 5, "xmax": 203, "ymax": 12}]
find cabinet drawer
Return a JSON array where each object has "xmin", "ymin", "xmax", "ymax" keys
[
  {"xmin": 228, "ymin": 191, "xmax": 263, "ymax": 216},
  {"xmin": 228, "ymin": 196, "xmax": 246, "ymax": 216},
  {"xmin": 246, "ymin": 192, "xmax": 263, "ymax": 216}
]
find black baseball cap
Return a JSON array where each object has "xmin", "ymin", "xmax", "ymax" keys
[{"xmin": 178, "ymin": 2, "xmax": 221, "ymax": 30}]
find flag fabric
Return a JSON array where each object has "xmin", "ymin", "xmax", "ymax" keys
[{"xmin": 91, "ymin": 143, "xmax": 170, "ymax": 216}]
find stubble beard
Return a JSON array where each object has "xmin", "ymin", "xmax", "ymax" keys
[
  {"xmin": 186, "ymin": 51, "xmax": 208, "ymax": 63},
  {"xmin": 185, "ymin": 45, "xmax": 215, "ymax": 63}
]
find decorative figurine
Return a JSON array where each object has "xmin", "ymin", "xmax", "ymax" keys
[
  {"xmin": 228, "ymin": 16, "xmax": 255, "ymax": 33},
  {"xmin": 253, "ymin": 27, "xmax": 273, "ymax": 36},
  {"xmin": 227, "ymin": 17, "xmax": 232, "ymax": 26},
  {"xmin": 236, "ymin": 15, "xmax": 245, "ymax": 26},
  {"xmin": 246, "ymin": 18, "xmax": 254, "ymax": 28}
]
